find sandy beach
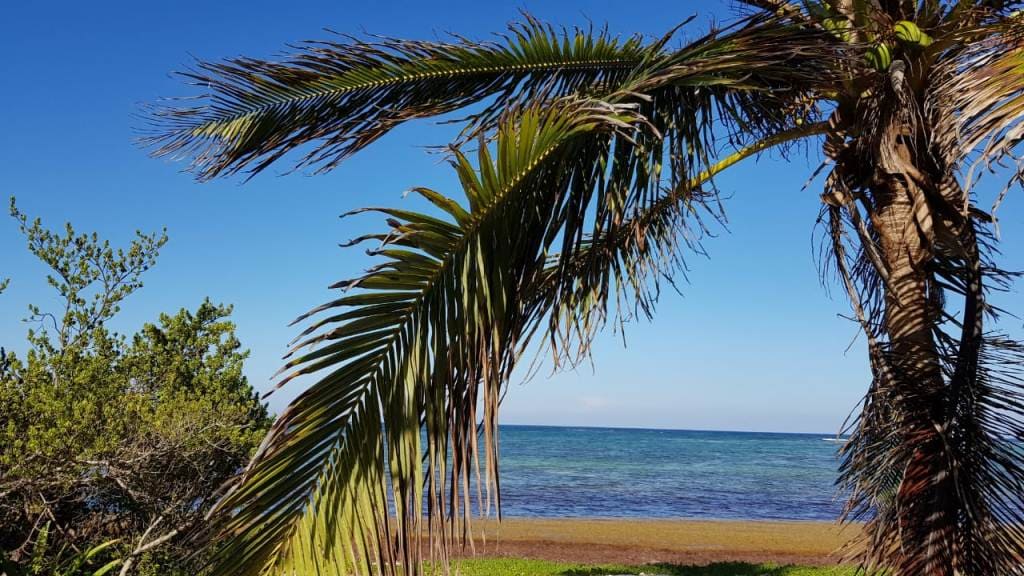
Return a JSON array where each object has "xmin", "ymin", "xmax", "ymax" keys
[{"xmin": 468, "ymin": 518, "xmax": 860, "ymax": 567}]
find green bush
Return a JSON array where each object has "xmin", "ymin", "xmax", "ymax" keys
[{"xmin": 0, "ymin": 199, "xmax": 271, "ymax": 575}]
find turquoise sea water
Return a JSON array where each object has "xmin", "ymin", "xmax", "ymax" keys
[{"xmin": 497, "ymin": 425, "xmax": 844, "ymax": 521}]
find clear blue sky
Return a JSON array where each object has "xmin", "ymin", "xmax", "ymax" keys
[{"xmin": 2, "ymin": 1, "xmax": 1022, "ymax": 434}]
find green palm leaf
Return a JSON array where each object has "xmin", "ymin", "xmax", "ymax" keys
[
  {"xmin": 142, "ymin": 16, "xmax": 656, "ymax": 180},
  {"xmin": 204, "ymin": 99, "xmax": 648, "ymax": 576},
  {"xmin": 537, "ymin": 123, "xmax": 827, "ymax": 357},
  {"xmin": 143, "ymin": 14, "xmax": 839, "ymax": 182},
  {"xmin": 206, "ymin": 105, "xmax": 833, "ymax": 576}
]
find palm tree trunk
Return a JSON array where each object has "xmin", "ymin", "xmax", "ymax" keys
[{"xmin": 871, "ymin": 139, "xmax": 957, "ymax": 575}]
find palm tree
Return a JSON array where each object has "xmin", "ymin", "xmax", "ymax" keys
[{"xmin": 145, "ymin": 2, "xmax": 1024, "ymax": 575}]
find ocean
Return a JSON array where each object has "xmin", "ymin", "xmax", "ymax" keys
[{"xmin": 496, "ymin": 425, "xmax": 845, "ymax": 521}]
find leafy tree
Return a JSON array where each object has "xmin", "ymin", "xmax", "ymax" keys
[
  {"xmin": 0, "ymin": 200, "xmax": 271, "ymax": 575},
  {"xmin": 145, "ymin": 2, "xmax": 1024, "ymax": 575}
]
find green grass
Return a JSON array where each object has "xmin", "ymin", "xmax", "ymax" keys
[{"xmin": 447, "ymin": 558, "xmax": 857, "ymax": 576}]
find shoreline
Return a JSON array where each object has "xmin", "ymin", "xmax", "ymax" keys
[{"xmin": 465, "ymin": 517, "xmax": 860, "ymax": 567}]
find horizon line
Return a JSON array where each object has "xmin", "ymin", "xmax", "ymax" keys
[{"xmin": 497, "ymin": 422, "xmax": 848, "ymax": 437}]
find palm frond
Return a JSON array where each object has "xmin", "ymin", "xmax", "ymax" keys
[
  {"xmin": 202, "ymin": 98, "xmax": 649, "ymax": 576},
  {"xmin": 539, "ymin": 123, "xmax": 827, "ymax": 357},
  {"xmin": 735, "ymin": 0, "xmax": 809, "ymax": 22},
  {"xmin": 142, "ymin": 17, "xmax": 656, "ymax": 180},
  {"xmin": 834, "ymin": 252, "xmax": 1024, "ymax": 574},
  {"xmin": 143, "ymin": 14, "xmax": 841, "ymax": 182},
  {"xmin": 931, "ymin": 20, "xmax": 1024, "ymax": 211},
  {"xmin": 201, "ymin": 32, "xmax": 839, "ymax": 570}
]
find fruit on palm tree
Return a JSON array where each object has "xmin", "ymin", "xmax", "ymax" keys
[{"xmin": 145, "ymin": 2, "xmax": 1024, "ymax": 575}]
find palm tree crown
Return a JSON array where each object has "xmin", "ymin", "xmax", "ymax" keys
[{"xmin": 145, "ymin": 2, "xmax": 1024, "ymax": 575}]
